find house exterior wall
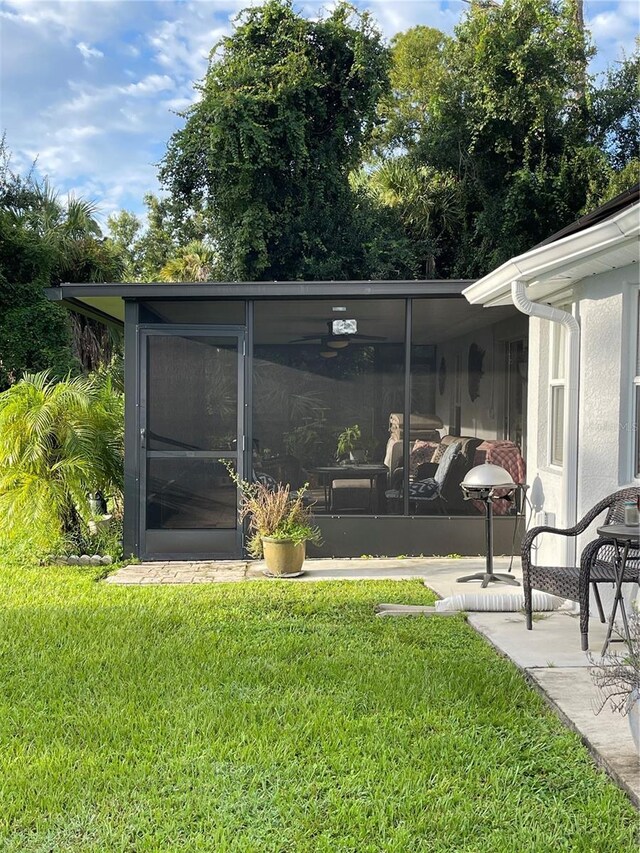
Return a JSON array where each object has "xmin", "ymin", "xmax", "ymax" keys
[
  {"xmin": 577, "ymin": 271, "xmax": 633, "ymax": 544},
  {"xmin": 526, "ymin": 265, "xmax": 639, "ymax": 611}
]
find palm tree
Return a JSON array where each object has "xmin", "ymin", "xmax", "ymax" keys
[
  {"xmin": 0, "ymin": 371, "xmax": 123, "ymax": 551},
  {"xmin": 158, "ymin": 241, "xmax": 217, "ymax": 282},
  {"xmin": 361, "ymin": 159, "xmax": 463, "ymax": 277},
  {"xmin": 10, "ymin": 179, "xmax": 101, "ymax": 240},
  {"xmin": 3, "ymin": 166, "xmax": 124, "ymax": 374}
]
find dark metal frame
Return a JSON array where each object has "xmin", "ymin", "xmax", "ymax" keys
[
  {"xmin": 123, "ymin": 300, "xmax": 139, "ymax": 557},
  {"xmin": 137, "ymin": 324, "xmax": 246, "ymax": 560},
  {"xmin": 596, "ymin": 525, "xmax": 639, "ymax": 655},
  {"xmin": 47, "ymin": 280, "xmax": 472, "ymax": 305},
  {"xmin": 45, "ymin": 280, "xmax": 532, "ymax": 562},
  {"xmin": 403, "ymin": 298, "xmax": 412, "ymax": 518}
]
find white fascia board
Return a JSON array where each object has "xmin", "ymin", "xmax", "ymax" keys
[{"xmin": 463, "ymin": 203, "xmax": 640, "ymax": 306}]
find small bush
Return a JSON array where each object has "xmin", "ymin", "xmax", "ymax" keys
[
  {"xmin": 223, "ymin": 464, "xmax": 321, "ymax": 558},
  {"xmin": 0, "ymin": 370, "xmax": 123, "ymax": 554}
]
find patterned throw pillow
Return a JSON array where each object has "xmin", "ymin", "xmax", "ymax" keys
[
  {"xmin": 408, "ymin": 441, "xmax": 439, "ymax": 479},
  {"xmin": 253, "ymin": 471, "xmax": 278, "ymax": 491},
  {"xmin": 408, "ymin": 479, "xmax": 440, "ymax": 501},
  {"xmin": 434, "ymin": 441, "xmax": 461, "ymax": 485}
]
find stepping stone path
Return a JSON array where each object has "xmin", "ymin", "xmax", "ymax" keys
[{"xmin": 104, "ymin": 561, "xmax": 264, "ymax": 585}]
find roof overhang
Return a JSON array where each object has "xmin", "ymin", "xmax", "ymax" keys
[
  {"xmin": 463, "ymin": 202, "xmax": 640, "ymax": 308},
  {"xmin": 46, "ymin": 279, "xmax": 476, "ymax": 325}
]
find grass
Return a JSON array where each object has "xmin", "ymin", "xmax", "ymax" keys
[{"xmin": 0, "ymin": 553, "xmax": 637, "ymax": 852}]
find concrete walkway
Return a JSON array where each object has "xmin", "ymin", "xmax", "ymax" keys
[{"xmin": 107, "ymin": 556, "xmax": 639, "ymax": 806}]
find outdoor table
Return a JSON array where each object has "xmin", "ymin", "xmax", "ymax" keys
[
  {"xmin": 596, "ymin": 524, "xmax": 640, "ymax": 656},
  {"xmin": 311, "ymin": 464, "xmax": 388, "ymax": 513}
]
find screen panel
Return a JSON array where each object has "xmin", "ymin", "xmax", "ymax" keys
[{"xmin": 147, "ymin": 335, "xmax": 238, "ymax": 451}]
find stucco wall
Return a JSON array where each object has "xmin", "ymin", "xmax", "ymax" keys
[
  {"xmin": 577, "ymin": 272, "xmax": 635, "ymax": 540},
  {"xmin": 525, "ymin": 266, "xmax": 639, "ymax": 621}
]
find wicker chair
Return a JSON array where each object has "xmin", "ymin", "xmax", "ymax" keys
[{"xmin": 521, "ymin": 487, "xmax": 640, "ymax": 651}]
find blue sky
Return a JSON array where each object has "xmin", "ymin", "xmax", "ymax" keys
[{"xmin": 1, "ymin": 0, "xmax": 638, "ymax": 226}]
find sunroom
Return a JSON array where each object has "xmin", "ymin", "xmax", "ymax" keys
[{"xmin": 47, "ymin": 280, "xmax": 528, "ymax": 561}]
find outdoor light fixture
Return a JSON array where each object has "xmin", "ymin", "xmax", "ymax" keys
[
  {"xmin": 326, "ymin": 337, "xmax": 349, "ymax": 349},
  {"xmin": 332, "ymin": 319, "xmax": 357, "ymax": 335},
  {"xmin": 457, "ymin": 463, "xmax": 521, "ymax": 588}
]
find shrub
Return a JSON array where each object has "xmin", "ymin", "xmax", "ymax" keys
[
  {"xmin": 0, "ymin": 370, "xmax": 123, "ymax": 553},
  {"xmin": 223, "ymin": 464, "xmax": 321, "ymax": 559}
]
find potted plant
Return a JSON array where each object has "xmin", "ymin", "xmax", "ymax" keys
[
  {"xmin": 590, "ymin": 608, "xmax": 640, "ymax": 751},
  {"xmin": 336, "ymin": 424, "xmax": 363, "ymax": 464},
  {"xmin": 224, "ymin": 465, "xmax": 321, "ymax": 576}
]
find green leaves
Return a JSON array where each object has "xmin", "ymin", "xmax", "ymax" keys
[
  {"xmin": 0, "ymin": 140, "xmax": 124, "ymax": 382},
  {"xmin": 159, "ymin": 0, "xmax": 412, "ymax": 281},
  {"xmin": 0, "ymin": 371, "xmax": 124, "ymax": 552},
  {"xmin": 372, "ymin": 0, "xmax": 627, "ymax": 278}
]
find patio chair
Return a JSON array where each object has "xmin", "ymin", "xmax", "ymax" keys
[
  {"xmin": 521, "ymin": 487, "xmax": 640, "ymax": 650},
  {"xmin": 386, "ymin": 440, "xmax": 471, "ymax": 514}
]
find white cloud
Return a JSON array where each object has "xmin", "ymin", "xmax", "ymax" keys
[
  {"xmin": 25, "ymin": 144, "xmax": 86, "ymax": 176},
  {"xmin": 2, "ymin": 0, "xmax": 634, "ymax": 225},
  {"xmin": 64, "ymin": 125, "xmax": 102, "ymax": 141},
  {"xmin": 61, "ymin": 83, "xmax": 114, "ymax": 114},
  {"xmin": 1, "ymin": 1, "xmax": 69, "ymax": 30},
  {"xmin": 165, "ymin": 95, "xmax": 197, "ymax": 112},
  {"xmin": 2, "ymin": 0, "xmax": 142, "ymax": 39},
  {"xmin": 148, "ymin": 17, "xmax": 228, "ymax": 80},
  {"xmin": 588, "ymin": 4, "xmax": 639, "ymax": 46},
  {"xmin": 118, "ymin": 73, "xmax": 175, "ymax": 96},
  {"xmin": 586, "ymin": 0, "xmax": 639, "ymax": 74},
  {"xmin": 77, "ymin": 41, "xmax": 104, "ymax": 61}
]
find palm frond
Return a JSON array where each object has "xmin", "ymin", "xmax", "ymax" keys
[{"xmin": 0, "ymin": 370, "xmax": 124, "ymax": 549}]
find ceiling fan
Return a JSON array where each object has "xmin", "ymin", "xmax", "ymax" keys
[{"xmin": 289, "ymin": 320, "xmax": 386, "ymax": 351}]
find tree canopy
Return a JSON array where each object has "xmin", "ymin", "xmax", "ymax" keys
[
  {"xmin": 153, "ymin": 0, "xmax": 638, "ymax": 283},
  {"xmin": 425, "ymin": 0, "xmax": 609, "ymax": 274},
  {"xmin": 4, "ymin": 0, "xmax": 637, "ymax": 349},
  {"xmin": 369, "ymin": 25, "xmax": 446, "ymax": 158},
  {"xmin": 159, "ymin": 0, "xmax": 414, "ymax": 281},
  {"xmin": 365, "ymin": 0, "xmax": 638, "ymax": 278},
  {"xmin": 0, "ymin": 140, "xmax": 123, "ymax": 387}
]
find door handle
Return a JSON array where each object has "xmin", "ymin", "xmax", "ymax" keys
[{"xmin": 140, "ymin": 427, "xmax": 146, "ymax": 449}]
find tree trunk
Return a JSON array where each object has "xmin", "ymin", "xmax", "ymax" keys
[
  {"xmin": 70, "ymin": 313, "xmax": 121, "ymax": 373},
  {"xmin": 573, "ymin": 0, "xmax": 587, "ymax": 106}
]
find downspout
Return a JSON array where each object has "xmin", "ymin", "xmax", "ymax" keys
[{"xmin": 511, "ymin": 280, "xmax": 580, "ymax": 566}]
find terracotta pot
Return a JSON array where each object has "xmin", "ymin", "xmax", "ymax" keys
[{"xmin": 262, "ymin": 537, "xmax": 306, "ymax": 576}]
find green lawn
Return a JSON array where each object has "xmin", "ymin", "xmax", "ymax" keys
[{"xmin": 0, "ymin": 556, "xmax": 636, "ymax": 852}]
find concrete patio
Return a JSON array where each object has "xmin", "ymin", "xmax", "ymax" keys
[{"xmin": 106, "ymin": 555, "xmax": 639, "ymax": 806}]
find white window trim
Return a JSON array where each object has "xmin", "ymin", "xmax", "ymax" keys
[
  {"xmin": 631, "ymin": 286, "xmax": 640, "ymax": 482},
  {"xmin": 548, "ymin": 318, "xmax": 567, "ymax": 469}
]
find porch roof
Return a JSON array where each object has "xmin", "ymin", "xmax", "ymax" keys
[{"xmin": 45, "ymin": 279, "xmax": 475, "ymax": 326}]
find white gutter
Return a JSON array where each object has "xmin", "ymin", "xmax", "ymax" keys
[
  {"xmin": 512, "ymin": 280, "xmax": 580, "ymax": 566},
  {"xmin": 463, "ymin": 203, "xmax": 639, "ymax": 566},
  {"xmin": 464, "ymin": 203, "xmax": 640, "ymax": 306}
]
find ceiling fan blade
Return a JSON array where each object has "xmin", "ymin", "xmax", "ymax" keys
[{"xmin": 289, "ymin": 335, "xmax": 323, "ymax": 343}]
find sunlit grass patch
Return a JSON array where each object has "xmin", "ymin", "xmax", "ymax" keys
[{"xmin": 0, "ymin": 554, "xmax": 636, "ymax": 852}]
